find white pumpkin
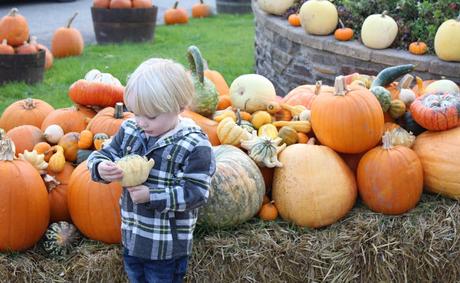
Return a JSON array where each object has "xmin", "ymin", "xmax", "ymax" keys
[
  {"xmin": 299, "ymin": 0, "xmax": 338, "ymax": 35},
  {"xmin": 361, "ymin": 11, "xmax": 398, "ymax": 49},
  {"xmin": 258, "ymin": 0, "xmax": 295, "ymax": 16},
  {"xmin": 229, "ymin": 74, "xmax": 277, "ymax": 113},
  {"xmin": 424, "ymin": 79, "xmax": 460, "ymax": 95},
  {"xmin": 434, "ymin": 15, "xmax": 460, "ymax": 62}
]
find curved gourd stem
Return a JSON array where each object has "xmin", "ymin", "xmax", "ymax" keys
[
  {"xmin": 381, "ymin": 10, "xmax": 388, "ymax": 17},
  {"xmin": 67, "ymin": 12, "xmax": 79, "ymax": 28},
  {"xmin": 187, "ymin": 45, "xmax": 205, "ymax": 84},
  {"xmin": 173, "ymin": 1, "xmax": 179, "ymax": 9}
]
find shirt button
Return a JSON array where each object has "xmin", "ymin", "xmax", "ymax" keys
[
  {"xmin": 127, "ymin": 146, "xmax": 131, "ymax": 152},
  {"xmin": 167, "ymin": 155, "xmax": 172, "ymax": 160}
]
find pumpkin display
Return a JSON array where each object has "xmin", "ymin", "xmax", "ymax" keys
[
  {"xmin": 41, "ymin": 105, "xmax": 96, "ymax": 134},
  {"xmin": 334, "ymin": 19, "xmax": 353, "ymax": 41},
  {"xmin": 164, "ymin": 2, "xmax": 188, "ymax": 25},
  {"xmin": 68, "ymin": 161, "xmax": 122, "ymax": 244},
  {"xmin": 198, "ymin": 145, "xmax": 265, "ymax": 227},
  {"xmin": 192, "ymin": 0, "xmax": 211, "ymax": 18},
  {"xmin": 434, "ymin": 13, "xmax": 460, "ymax": 62},
  {"xmin": 216, "ymin": 117, "xmax": 251, "ymax": 146},
  {"xmin": 132, "ymin": 0, "xmax": 153, "ymax": 8},
  {"xmin": 42, "ymin": 221, "xmax": 80, "ymax": 257},
  {"xmin": 361, "ymin": 11, "xmax": 398, "ymax": 49},
  {"xmin": 87, "ymin": 103, "xmax": 134, "ymax": 136},
  {"xmin": 51, "ymin": 12, "xmax": 84, "ymax": 58},
  {"xmin": 282, "ymin": 81, "xmax": 334, "ymax": 109},
  {"xmin": 115, "ymin": 154, "xmax": 155, "ymax": 187},
  {"xmin": 0, "ymin": 39, "xmax": 14, "ymax": 54},
  {"xmin": 6, "ymin": 125, "xmax": 45, "ymax": 156},
  {"xmin": 272, "ymin": 143, "xmax": 357, "ymax": 228},
  {"xmin": 311, "ymin": 76, "xmax": 384, "ymax": 154},
  {"xmin": 410, "ymin": 92, "xmax": 460, "ymax": 131},
  {"xmin": 299, "ymin": 0, "xmax": 338, "ymax": 35},
  {"xmin": 288, "ymin": 14, "xmax": 301, "ymax": 27},
  {"xmin": 229, "ymin": 74, "xmax": 277, "ymax": 113},
  {"xmin": 44, "ymin": 162, "xmax": 75, "ymax": 222},
  {"xmin": 413, "ymin": 127, "xmax": 460, "ymax": 199},
  {"xmin": 187, "ymin": 46, "xmax": 218, "ymax": 117},
  {"xmin": 0, "ymin": 98, "xmax": 54, "ymax": 132},
  {"xmin": 0, "ymin": 8, "xmax": 29, "ymax": 47},
  {"xmin": 357, "ymin": 132, "xmax": 423, "ymax": 215},
  {"xmin": 110, "ymin": 0, "xmax": 132, "ymax": 8},
  {"xmin": 181, "ymin": 109, "xmax": 220, "ymax": 146},
  {"xmin": 408, "ymin": 41, "xmax": 427, "ymax": 55},
  {"xmin": 240, "ymin": 133, "xmax": 286, "ymax": 168},
  {"xmin": 204, "ymin": 69, "xmax": 229, "ymax": 96},
  {"xmin": 58, "ymin": 132, "xmax": 80, "ymax": 162},
  {"xmin": 0, "ymin": 139, "xmax": 50, "ymax": 252},
  {"xmin": 258, "ymin": 201, "xmax": 278, "ymax": 221},
  {"xmin": 258, "ymin": 0, "xmax": 295, "ymax": 16}
]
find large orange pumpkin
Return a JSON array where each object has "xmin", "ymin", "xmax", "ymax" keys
[
  {"xmin": 0, "ymin": 140, "xmax": 49, "ymax": 252},
  {"xmin": 181, "ymin": 109, "xmax": 220, "ymax": 146},
  {"xmin": 0, "ymin": 8, "xmax": 29, "ymax": 47},
  {"xmin": 0, "ymin": 98, "xmax": 54, "ymax": 132},
  {"xmin": 311, "ymin": 76, "xmax": 384, "ymax": 154},
  {"xmin": 282, "ymin": 81, "xmax": 334, "ymax": 109},
  {"xmin": 41, "ymin": 105, "xmax": 96, "ymax": 134},
  {"xmin": 68, "ymin": 79, "xmax": 125, "ymax": 108},
  {"xmin": 86, "ymin": 103, "xmax": 134, "ymax": 136},
  {"xmin": 357, "ymin": 132, "xmax": 423, "ymax": 215},
  {"xmin": 44, "ymin": 162, "xmax": 74, "ymax": 223},
  {"xmin": 412, "ymin": 127, "xmax": 460, "ymax": 199},
  {"xmin": 6, "ymin": 125, "xmax": 45, "ymax": 156},
  {"xmin": 51, "ymin": 12, "xmax": 84, "ymax": 58},
  {"xmin": 67, "ymin": 161, "xmax": 122, "ymax": 244},
  {"xmin": 273, "ymin": 143, "xmax": 356, "ymax": 228}
]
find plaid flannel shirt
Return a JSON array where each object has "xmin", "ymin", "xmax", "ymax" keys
[{"xmin": 87, "ymin": 117, "xmax": 216, "ymax": 260}]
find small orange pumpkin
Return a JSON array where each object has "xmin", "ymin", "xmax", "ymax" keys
[
  {"xmin": 78, "ymin": 130, "xmax": 94, "ymax": 149},
  {"xmin": 15, "ymin": 41, "xmax": 38, "ymax": 55},
  {"xmin": 164, "ymin": 2, "xmax": 189, "ymax": 25},
  {"xmin": 0, "ymin": 39, "xmax": 14, "ymax": 54},
  {"xmin": 288, "ymin": 14, "xmax": 301, "ymax": 27},
  {"xmin": 258, "ymin": 201, "xmax": 278, "ymax": 221},
  {"xmin": 51, "ymin": 12, "xmax": 84, "ymax": 58},
  {"xmin": 334, "ymin": 19, "xmax": 353, "ymax": 41},
  {"xmin": 33, "ymin": 142, "xmax": 52, "ymax": 155},
  {"xmin": 192, "ymin": 0, "xmax": 211, "ymax": 18},
  {"xmin": 408, "ymin": 41, "xmax": 427, "ymax": 55},
  {"xmin": 58, "ymin": 132, "xmax": 80, "ymax": 162}
]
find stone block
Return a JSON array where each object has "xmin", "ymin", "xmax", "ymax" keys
[
  {"xmin": 271, "ymin": 47, "xmax": 293, "ymax": 66},
  {"xmin": 323, "ymin": 40, "xmax": 372, "ymax": 61},
  {"xmin": 370, "ymin": 49, "xmax": 431, "ymax": 71},
  {"xmin": 429, "ymin": 60, "xmax": 460, "ymax": 82}
]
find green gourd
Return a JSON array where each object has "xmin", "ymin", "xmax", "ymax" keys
[{"xmin": 370, "ymin": 86, "xmax": 392, "ymax": 112}]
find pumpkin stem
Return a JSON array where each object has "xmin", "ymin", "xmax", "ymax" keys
[
  {"xmin": 381, "ymin": 131, "xmax": 393, "ymax": 150},
  {"xmin": 398, "ymin": 74, "xmax": 414, "ymax": 90},
  {"xmin": 8, "ymin": 8, "xmax": 18, "ymax": 17},
  {"xmin": 173, "ymin": 1, "xmax": 179, "ymax": 9},
  {"xmin": 0, "ymin": 139, "xmax": 15, "ymax": 161},
  {"xmin": 43, "ymin": 174, "xmax": 61, "ymax": 192},
  {"xmin": 23, "ymin": 97, "xmax": 37, "ymax": 110},
  {"xmin": 338, "ymin": 18, "xmax": 345, "ymax": 29},
  {"xmin": 314, "ymin": 80, "xmax": 322, "ymax": 95},
  {"xmin": 187, "ymin": 45, "xmax": 205, "ymax": 84},
  {"xmin": 334, "ymin": 76, "xmax": 347, "ymax": 96},
  {"xmin": 66, "ymin": 12, "xmax": 79, "ymax": 28},
  {"xmin": 114, "ymin": 102, "xmax": 124, "ymax": 119},
  {"xmin": 381, "ymin": 10, "xmax": 388, "ymax": 17},
  {"xmin": 200, "ymin": 0, "xmax": 204, "ymax": 4}
]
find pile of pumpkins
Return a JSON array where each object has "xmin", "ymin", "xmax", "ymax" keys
[
  {"xmin": 163, "ymin": 1, "xmax": 212, "ymax": 25},
  {"xmin": 257, "ymin": 0, "xmax": 460, "ymax": 60}
]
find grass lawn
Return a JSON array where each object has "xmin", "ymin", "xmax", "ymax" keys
[{"xmin": 0, "ymin": 14, "xmax": 255, "ymax": 112}]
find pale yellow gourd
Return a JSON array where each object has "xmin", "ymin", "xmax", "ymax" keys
[
  {"xmin": 116, "ymin": 155, "xmax": 155, "ymax": 187},
  {"xmin": 299, "ymin": 0, "xmax": 338, "ymax": 35},
  {"xmin": 251, "ymin": 111, "xmax": 272, "ymax": 129},
  {"xmin": 361, "ymin": 11, "xmax": 398, "ymax": 49},
  {"xmin": 258, "ymin": 0, "xmax": 295, "ymax": 16},
  {"xmin": 18, "ymin": 150, "xmax": 48, "ymax": 171},
  {"xmin": 434, "ymin": 14, "xmax": 460, "ymax": 62},
  {"xmin": 229, "ymin": 74, "xmax": 277, "ymax": 113},
  {"xmin": 216, "ymin": 117, "xmax": 252, "ymax": 146},
  {"xmin": 258, "ymin": 124, "xmax": 278, "ymax": 139},
  {"xmin": 48, "ymin": 146, "xmax": 66, "ymax": 173},
  {"xmin": 423, "ymin": 79, "xmax": 460, "ymax": 95}
]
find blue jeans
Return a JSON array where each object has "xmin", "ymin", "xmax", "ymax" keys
[{"xmin": 123, "ymin": 252, "xmax": 189, "ymax": 283}]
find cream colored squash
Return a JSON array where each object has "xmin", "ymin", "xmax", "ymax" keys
[
  {"xmin": 361, "ymin": 11, "xmax": 398, "ymax": 49},
  {"xmin": 423, "ymin": 79, "xmax": 460, "ymax": 95},
  {"xmin": 258, "ymin": 0, "xmax": 295, "ymax": 16},
  {"xmin": 229, "ymin": 74, "xmax": 276, "ymax": 113},
  {"xmin": 434, "ymin": 14, "xmax": 460, "ymax": 62},
  {"xmin": 116, "ymin": 155, "xmax": 155, "ymax": 187},
  {"xmin": 299, "ymin": 0, "xmax": 338, "ymax": 35}
]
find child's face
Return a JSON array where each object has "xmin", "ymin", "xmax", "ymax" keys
[{"xmin": 135, "ymin": 112, "xmax": 179, "ymax": 137}]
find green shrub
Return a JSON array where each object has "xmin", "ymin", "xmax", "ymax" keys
[{"xmin": 286, "ymin": 0, "xmax": 459, "ymax": 53}]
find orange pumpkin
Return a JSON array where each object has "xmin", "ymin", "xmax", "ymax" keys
[
  {"xmin": 33, "ymin": 142, "xmax": 52, "ymax": 154},
  {"xmin": 15, "ymin": 41, "xmax": 37, "ymax": 54},
  {"xmin": 0, "ymin": 39, "xmax": 14, "ymax": 54},
  {"xmin": 192, "ymin": 0, "xmax": 211, "ymax": 18},
  {"xmin": 164, "ymin": 1, "xmax": 188, "ymax": 25},
  {"xmin": 258, "ymin": 201, "xmax": 278, "ymax": 221},
  {"xmin": 288, "ymin": 14, "xmax": 301, "ymax": 27},
  {"xmin": 357, "ymin": 132, "xmax": 423, "ymax": 215},
  {"xmin": 334, "ymin": 19, "xmax": 353, "ymax": 41},
  {"xmin": 282, "ymin": 81, "xmax": 334, "ymax": 109},
  {"xmin": 110, "ymin": 0, "xmax": 132, "ymax": 8},
  {"xmin": 35, "ymin": 41, "xmax": 54, "ymax": 70},
  {"xmin": 78, "ymin": 130, "xmax": 94, "ymax": 149},
  {"xmin": 44, "ymin": 162, "xmax": 74, "ymax": 223},
  {"xmin": 41, "ymin": 105, "xmax": 96, "ymax": 134},
  {"xmin": 216, "ymin": 95, "xmax": 232, "ymax": 110},
  {"xmin": 204, "ymin": 69, "xmax": 229, "ymax": 96},
  {"xmin": 86, "ymin": 103, "xmax": 134, "ymax": 136},
  {"xmin": 6, "ymin": 125, "xmax": 45, "ymax": 156},
  {"xmin": 0, "ymin": 8, "xmax": 29, "ymax": 47},
  {"xmin": 68, "ymin": 79, "xmax": 125, "ymax": 108},
  {"xmin": 93, "ymin": 0, "xmax": 110, "ymax": 8},
  {"xmin": 410, "ymin": 92, "xmax": 460, "ymax": 131},
  {"xmin": 68, "ymin": 161, "xmax": 122, "ymax": 244},
  {"xmin": 58, "ymin": 132, "xmax": 80, "ymax": 162},
  {"xmin": 132, "ymin": 0, "xmax": 153, "ymax": 8},
  {"xmin": 51, "ymin": 12, "xmax": 84, "ymax": 58},
  {"xmin": 181, "ymin": 109, "xmax": 220, "ymax": 146},
  {"xmin": 0, "ymin": 98, "xmax": 54, "ymax": 132},
  {"xmin": 408, "ymin": 41, "xmax": 427, "ymax": 55},
  {"xmin": 311, "ymin": 76, "xmax": 384, "ymax": 154},
  {"xmin": 0, "ymin": 140, "xmax": 49, "ymax": 252}
]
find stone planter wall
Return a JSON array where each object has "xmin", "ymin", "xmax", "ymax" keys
[{"xmin": 253, "ymin": 1, "xmax": 460, "ymax": 96}]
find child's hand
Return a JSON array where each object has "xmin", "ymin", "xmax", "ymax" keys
[
  {"xmin": 127, "ymin": 185, "xmax": 150, "ymax": 204},
  {"xmin": 98, "ymin": 161, "xmax": 123, "ymax": 182}
]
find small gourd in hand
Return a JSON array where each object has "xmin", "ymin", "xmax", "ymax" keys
[{"xmin": 116, "ymin": 155, "xmax": 155, "ymax": 187}]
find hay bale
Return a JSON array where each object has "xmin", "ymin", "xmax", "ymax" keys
[{"xmin": 1, "ymin": 194, "xmax": 459, "ymax": 282}]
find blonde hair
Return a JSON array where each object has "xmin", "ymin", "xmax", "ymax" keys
[{"xmin": 124, "ymin": 58, "xmax": 194, "ymax": 117}]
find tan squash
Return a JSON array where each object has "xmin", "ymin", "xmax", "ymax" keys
[
  {"xmin": 299, "ymin": 0, "xmax": 338, "ymax": 35},
  {"xmin": 434, "ymin": 14, "xmax": 460, "ymax": 62},
  {"xmin": 229, "ymin": 74, "xmax": 277, "ymax": 113},
  {"xmin": 361, "ymin": 11, "xmax": 398, "ymax": 49},
  {"xmin": 116, "ymin": 155, "xmax": 155, "ymax": 187}
]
